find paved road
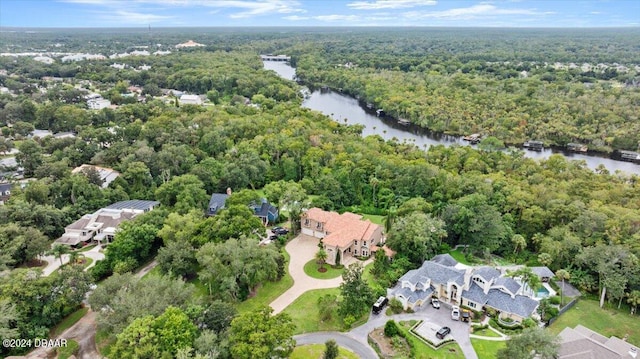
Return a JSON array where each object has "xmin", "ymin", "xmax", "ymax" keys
[
  {"xmin": 349, "ymin": 305, "xmax": 478, "ymax": 359},
  {"xmin": 294, "ymin": 332, "xmax": 378, "ymax": 359}
]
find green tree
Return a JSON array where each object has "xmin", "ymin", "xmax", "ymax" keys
[
  {"xmin": 157, "ymin": 241, "xmax": 198, "ymax": 279},
  {"xmin": 338, "ymin": 263, "xmax": 374, "ymax": 321},
  {"xmin": 197, "ymin": 301, "xmax": 237, "ymax": 334},
  {"xmin": 195, "ymin": 205, "xmax": 264, "ymax": 244},
  {"xmin": 229, "ymin": 306, "xmax": 295, "ymax": 359},
  {"xmin": 387, "ymin": 212, "xmax": 446, "ymax": 266},
  {"xmin": 627, "ymin": 290, "xmax": 640, "ymax": 315},
  {"xmin": 15, "ymin": 139, "xmax": 43, "ymax": 177},
  {"xmin": 316, "ymin": 248, "xmax": 328, "ymax": 270},
  {"xmin": 324, "ymin": 339, "xmax": 339, "ymax": 359},
  {"xmin": 155, "ymin": 174, "xmax": 208, "ymax": 214},
  {"xmin": 49, "ymin": 244, "xmax": 70, "ymax": 266},
  {"xmin": 506, "ymin": 267, "xmax": 541, "ymax": 296},
  {"xmin": 511, "ymin": 234, "xmax": 527, "ymax": 254},
  {"xmin": 106, "ymin": 222, "xmax": 158, "ymax": 272},
  {"xmin": 0, "ymin": 299, "xmax": 19, "ymax": 339},
  {"xmin": 497, "ymin": 327, "xmax": 559, "ymax": 359}
]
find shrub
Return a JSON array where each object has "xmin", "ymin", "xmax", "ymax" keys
[
  {"xmin": 549, "ymin": 295, "xmax": 561, "ymax": 305},
  {"xmin": 522, "ymin": 318, "xmax": 537, "ymax": 328},
  {"xmin": 389, "ymin": 298, "xmax": 403, "ymax": 314},
  {"xmin": 89, "ymin": 259, "xmax": 112, "ymax": 281},
  {"xmin": 384, "ymin": 320, "xmax": 400, "ymax": 337},
  {"xmin": 343, "ymin": 315, "xmax": 356, "ymax": 329}
]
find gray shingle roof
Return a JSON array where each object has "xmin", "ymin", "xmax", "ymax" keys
[
  {"xmin": 400, "ymin": 261, "xmax": 465, "ymax": 286},
  {"xmin": 390, "ymin": 285, "xmax": 434, "ymax": 305},
  {"xmin": 493, "ymin": 277, "xmax": 521, "ymax": 295},
  {"xmin": 207, "ymin": 193, "xmax": 229, "ymax": 216},
  {"xmin": 0, "ymin": 183, "xmax": 11, "ymax": 192},
  {"xmin": 105, "ymin": 200, "xmax": 159, "ymax": 211},
  {"xmin": 462, "ymin": 282, "xmax": 488, "ymax": 305},
  {"xmin": 485, "ymin": 290, "xmax": 538, "ymax": 318},
  {"xmin": 473, "ymin": 267, "xmax": 501, "ymax": 282},
  {"xmin": 431, "ymin": 253, "xmax": 459, "ymax": 267},
  {"xmin": 531, "ymin": 266, "xmax": 555, "ymax": 279},
  {"xmin": 252, "ymin": 199, "xmax": 278, "ymax": 218}
]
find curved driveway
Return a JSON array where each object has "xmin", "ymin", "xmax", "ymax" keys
[
  {"xmin": 40, "ymin": 245, "xmax": 105, "ymax": 276},
  {"xmin": 294, "ymin": 332, "xmax": 378, "ymax": 359}
]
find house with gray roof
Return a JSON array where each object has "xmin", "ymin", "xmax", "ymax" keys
[
  {"xmin": 531, "ymin": 266, "xmax": 555, "ymax": 282},
  {"xmin": 207, "ymin": 189, "xmax": 231, "ymax": 216},
  {"xmin": 388, "ymin": 255, "xmax": 541, "ymax": 324},
  {"xmin": 0, "ymin": 182, "xmax": 11, "ymax": 205},
  {"xmin": 558, "ymin": 325, "xmax": 639, "ymax": 359}
]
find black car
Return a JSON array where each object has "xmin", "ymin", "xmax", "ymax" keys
[
  {"xmin": 436, "ymin": 326, "xmax": 451, "ymax": 339},
  {"xmin": 272, "ymin": 227, "xmax": 289, "ymax": 235}
]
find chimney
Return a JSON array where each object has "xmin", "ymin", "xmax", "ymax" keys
[{"xmin": 226, "ymin": 187, "xmax": 232, "ymax": 196}]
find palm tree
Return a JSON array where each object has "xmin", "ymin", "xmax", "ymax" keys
[
  {"xmin": 68, "ymin": 251, "xmax": 80, "ymax": 266},
  {"xmin": 507, "ymin": 267, "xmax": 541, "ymax": 297},
  {"xmin": 316, "ymin": 249, "xmax": 328, "ymax": 271},
  {"xmin": 49, "ymin": 244, "xmax": 70, "ymax": 266},
  {"xmin": 555, "ymin": 269, "xmax": 570, "ymax": 307}
]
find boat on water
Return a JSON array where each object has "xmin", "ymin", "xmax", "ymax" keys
[
  {"xmin": 463, "ymin": 133, "xmax": 481, "ymax": 144},
  {"xmin": 618, "ymin": 150, "xmax": 640, "ymax": 163},
  {"xmin": 376, "ymin": 109, "xmax": 385, "ymax": 117},
  {"xmin": 567, "ymin": 143, "xmax": 588, "ymax": 152},
  {"xmin": 397, "ymin": 118, "xmax": 411, "ymax": 126},
  {"xmin": 523, "ymin": 140, "xmax": 544, "ymax": 151}
]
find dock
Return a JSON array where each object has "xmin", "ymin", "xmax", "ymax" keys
[
  {"xmin": 523, "ymin": 140, "xmax": 544, "ymax": 151},
  {"xmin": 397, "ymin": 118, "xmax": 411, "ymax": 126},
  {"xmin": 463, "ymin": 133, "xmax": 481, "ymax": 144},
  {"xmin": 618, "ymin": 150, "xmax": 640, "ymax": 162},
  {"xmin": 260, "ymin": 54, "xmax": 291, "ymax": 62},
  {"xmin": 567, "ymin": 143, "xmax": 588, "ymax": 152}
]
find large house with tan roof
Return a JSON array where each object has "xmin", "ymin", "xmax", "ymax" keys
[{"xmin": 301, "ymin": 208, "xmax": 383, "ymax": 265}]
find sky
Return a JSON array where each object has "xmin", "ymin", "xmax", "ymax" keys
[{"xmin": 0, "ymin": 0, "xmax": 638, "ymax": 28}]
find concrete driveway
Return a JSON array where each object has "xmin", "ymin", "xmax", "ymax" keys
[{"xmin": 40, "ymin": 245, "xmax": 105, "ymax": 276}]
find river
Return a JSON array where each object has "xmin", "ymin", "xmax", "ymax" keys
[{"xmin": 264, "ymin": 61, "xmax": 640, "ymax": 175}]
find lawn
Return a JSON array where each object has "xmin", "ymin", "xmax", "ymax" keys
[
  {"xmin": 282, "ymin": 288, "xmax": 343, "ymax": 334},
  {"xmin": 235, "ymin": 251, "xmax": 294, "ymax": 313},
  {"xmin": 49, "ymin": 307, "xmax": 88, "ymax": 337},
  {"xmin": 362, "ymin": 262, "xmax": 374, "ymax": 284},
  {"xmin": 471, "ymin": 338, "xmax": 506, "ymax": 359},
  {"xmin": 398, "ymin": 321, "xmax": 466, "ymax": 359},
  {"xmin": 57, "ymin": 339, "xmax": 79, "ymax": 359},
  {"xmin": 547, "ymin": 298, "xmax": 640, "ymax": 346},
  {"xmin": 290, "ymin": 344, "xmax": 359, "ymax": 359},
  {"xmin": 472, "ymin": 326, "xmax": 502, "ymax": 338},
  {"xmin": 448, "ymin": 249, "xmax": 472, "ymax": 265},
  {"xmin": 361, "ymin": 214, "xmax": 385, "ymax": 225},
  {"xmin": 303, "ymin": 259, "xmax": 344, "ymax": 279}
]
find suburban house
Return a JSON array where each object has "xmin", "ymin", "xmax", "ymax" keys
[
  {"xmin": 55, "ymin": 200, "xmax": 159, "ymax": 246},
  {"xmin": 175, "ymin": 40, "xmax": 205, "ymax": 48},
  {"xmin": 388, "ymin": 254, "xmax": 541, "ymax": 324},
  {"xmin": 251, "ymin": 199, "xmax": 279, "ymax": 225},
  {"xmin": 87, "ymin": 97, "xmax": 111, "ymax": 110},
  {"xmin": 72, "ymin": 164, "xmax": 120, "ymax": 188},
  {"xmin": 0, "ymin": 182, "xmax": 11, "ymax": 205},
  {"xmin": 300, "ymin": 208, "xmax": 384, "ymax": 265},
  {"xmin": 206, "ymin": 188, "xmax": 278, "ymax": 224},
  {"xmin": 557, "ymin": 325, "xmax": 638, "ymax": 359}
]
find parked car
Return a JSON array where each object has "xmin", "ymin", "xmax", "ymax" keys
[
  {"xmin": 431, "ymin": 298, "xmax": 440, "ymax": 309},
  {"xmin": 268, "ymin": 235, "xmax": 279, "ymax": 241},
  {"xmin": 436, "ymin": 326, "xmax": 451, "ymax": 339},
  {"xmin": 461, "ymin": 309, "xmax": 471, "ymax": 322},
  {"xmin": 451, "ymin": 306, "xmax": 460, "ymax": 321},
  {"xmin": 372, "ymin": 296, "xmax": 388, "ymax": 314},
  {"xmin": 272, "ymin": 227, "xmax": 289, "ymax": 235}
]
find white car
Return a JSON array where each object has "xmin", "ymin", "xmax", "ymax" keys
[
  {"xmin": 431, "ymin": 298, "xmax": 440, "ymax": 309},
  {"xmin": 451, "ymin": 306, "xmax": 460, "ymax": 321}
]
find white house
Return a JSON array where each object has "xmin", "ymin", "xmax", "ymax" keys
[{"xmin": 179, "ymin": 94, "xmax": 203, "ymax": 106}]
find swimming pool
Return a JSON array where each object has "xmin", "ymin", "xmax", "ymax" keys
[{"xmin": 536, "ymin": 286, "xmax": 550, "ymax": 298}]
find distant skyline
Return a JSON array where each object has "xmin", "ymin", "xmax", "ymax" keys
[{"xmin": 1, "ymin": 0, "xmax": 638, "ymax": 28}]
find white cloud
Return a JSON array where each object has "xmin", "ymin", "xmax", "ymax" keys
[
  {"xmin": 314, "ymin": 14, "xmax": 360, "ymax": 22},
  {"xmin": 185, "ymin": 0, "xmax": 304, "ymax": 19},
  {"xmin": 283, "ymin": 15, "xmax": 310, "ymax": 21},
  {"xmin": 403, "ymin": 4, "xmax": 554, "ymax": 20},
  {"xmin": 348, "ymin": 0, "xmax": 436, "ymax": 10},
  {"xmin": 590, "ymin": 11, "xmax": 602, "ymax": 15}
]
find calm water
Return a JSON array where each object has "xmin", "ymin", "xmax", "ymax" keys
[{"xmin": 264, "ymin": 61, "xmax": 640, "ymax": 175}]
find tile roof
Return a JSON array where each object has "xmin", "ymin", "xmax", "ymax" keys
[
  {"xmin": 485, "ymin": 290, "xmax": 538, "ymax": 318},
  {"xmin": 558, "ymin": 325, "xmax": 638, "ymax": 359},
  {"xmin": 462, "ymin": 282, "xmax": 488, "ymax": 305},
  {"xmin": 431, "ymin": 253, "xmax": 458, "ymax": 267},
  {"xmin": 390, "ymin": 285, "xmax": 434, "ymax": 305},
  {"xmin": 493, "ymin": 277, "xmax": 522, "ymax": 295},
  {"xmin": 304, "ymin": 208, "xmax": 380, "ymax": 248},
  {"xmin": 473, "ymin": 267, "xmax": 501, "ymax": 282},
  {"xmin": 399, "ymin": 260, "xmax": 465, "ymax": 287}
]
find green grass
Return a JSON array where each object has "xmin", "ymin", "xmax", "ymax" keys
[
  {"xmin": 236, "ymin": 251, "xmax": 294, "ymax": 313},
  {"xmin": 547, "ymin": 298, "xmax": 640, "ymax": 346},
  {"xmin": 472, "ymin": 327, "xmax": 502, "ymax": 338},
  {"xmin": 282, "ymin": 288, "xmax": 342, "ymax": 334},
  {"xmin": 362, "ymin": 262, "xmax": 374, "ymax": 284},
  {"xmin": 141, "ymin": 265, "xmax": 162, "ymax": 278},
  {"xmin": 361, "ymin": 214, "xmax": 385, "ymax": 225},
  {"xmin": 56, "ymin": 339, "xmax": 79, "ymax": 359},
  {"xmin": 303, "ymin": 259, "xmax": 344, "ymax": 279},
  {"xmin": 290, "ymin": 344, "xmax": 359, "ymax": 359},
  {"xmin": 50, "ymin": 307, "xmax": 88, "ymax": 337},
  {"xmin": 448, "ymin": 249, "xmax": 472, "ymax": 265},
  {"xmin": 95, "ymin": 328, "xmax": 116, "ymax": 357},
  {"xmin": 471, "ymin": 338, "xmax": 507, "ymax": 359},
  {"xmin": 190, "ymin": 276, "xmax": 210, "ymax": 297},
  {"xmin": 398, "ymin": 321, "xmax": 466, "ymax": 359},
  {"xmin": 78, "ymin": 244, "xmax": 97, "ymax": 252}
]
